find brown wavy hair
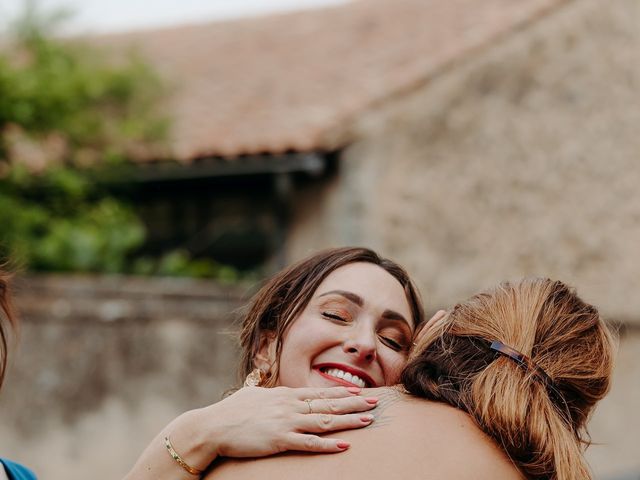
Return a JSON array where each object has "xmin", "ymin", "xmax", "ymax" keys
[
  {"xmin": 0, "ymin": 267, "xmax": 18, "ymax": 390},
  {"xmin": 238, "ymin": 246, "xmax": 425, "ymax": 387},
  {"xmin": 402, "ymin": 278, "xmax": 615, "ymax": 480}
]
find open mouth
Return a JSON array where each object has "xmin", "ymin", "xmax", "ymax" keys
[{"xmin": 318, "ymin": 366, "xmax": 371, "ymax": 388}]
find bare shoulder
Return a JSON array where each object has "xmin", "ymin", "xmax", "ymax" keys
[
  {"xmin": 360, "ymin": 387, "xmax": 523, "ymax": 480},
  {"xmin": 208, "ymin": 388, "xmax": 522, "ymax": 480}
]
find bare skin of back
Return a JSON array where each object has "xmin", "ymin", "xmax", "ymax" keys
[{"xmin": 206, "ymin": 387, "xmax": 523, "ymax": 480}]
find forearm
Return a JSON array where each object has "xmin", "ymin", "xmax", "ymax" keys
[
  {"xmin": 123, "ymin": 409, "xmax": 219, "ymax": 480},
  {"xmin": 122, "ymin": 385, "xmax": 376, "ymax": 479}
]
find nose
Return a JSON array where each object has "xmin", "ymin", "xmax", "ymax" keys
[{"xmin": 343, "ymin": 326, "xmax": 377, "ymax": 363}]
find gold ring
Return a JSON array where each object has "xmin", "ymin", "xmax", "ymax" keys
[{"xmin": 304, "ymin": 398, "xmax": 313, "ymax": 414}]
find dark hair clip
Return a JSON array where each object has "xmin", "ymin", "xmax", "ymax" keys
[
  {"xmin": 489, "ymin": 340, "xmax": 553, "ymax": 386},
  {"xmin": 489, "ymin": 340, "xmax": 573, "ymax": 428},
  {"xmin": 490, "ymin": 340, "xmax": 526, "ymax": 365}
]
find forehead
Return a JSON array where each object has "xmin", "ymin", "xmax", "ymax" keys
[{"xmin": 313, "ymin": 262, "xmax": 413, "ymax": 322}]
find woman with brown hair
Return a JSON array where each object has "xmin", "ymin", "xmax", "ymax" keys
[
  {"xmin": 0, "ymin": 269, "xmax": 38, "ymax": 480},
  {"xmin": 207, "ymin": 278, "xmax": 615, "ymax": 480},
  {"xmin": 125, "ymin": 246, "xmax": 425, "ymax": 479}
]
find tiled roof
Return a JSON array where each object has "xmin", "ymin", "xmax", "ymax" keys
[{"xmin": 96, "ymin": 0, "xmax": 568, "ymax": 161}]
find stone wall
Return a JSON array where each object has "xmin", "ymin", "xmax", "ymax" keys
[{"xmin": 0, "ymin": 275, "xmax": 248, "ymax": 480}]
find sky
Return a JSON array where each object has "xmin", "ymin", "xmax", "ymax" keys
[{"xmin": 0, "ymin": 0, "xmax": 349, "ymax": 34}]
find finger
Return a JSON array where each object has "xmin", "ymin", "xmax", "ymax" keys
[
  {"xmin": 294, "ymin": 386, "xmax": 363, "ymax": 401},
  {"xmin": 286, "ymin": 433, "xmax": 351, "ymax": 453},
  {"xmin": 302, "ymin": 396, "xmax": 378, "ymax": 415},
  {"xmin": 298, "ymin": 412, "xmax": 374, "ymax": 434}
]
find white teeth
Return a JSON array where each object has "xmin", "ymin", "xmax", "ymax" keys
[
  {"xmin": 322, "ymin": 368, "xmax": 367, "ymax": 388},
  {"xmin": 351, "ymin": 377, "xmax": 366, "ymax": 388}
]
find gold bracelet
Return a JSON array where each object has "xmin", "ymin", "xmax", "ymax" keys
[{"xmin": 164, "ymin": 435, "xmax": 204, "ymax": 476}]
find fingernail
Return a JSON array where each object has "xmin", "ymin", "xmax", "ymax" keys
[
  {"xmin": 365, "ymin": 397, "xmax": 378, "ymax": 404},
  {"xmin": 347, "ymin": 387, "xmax": 361, "ymax": 394},
  {"xmin": 337, "ymin": 441, "xmax": 350, "ymax": 449},
  {"xmin": 361, "ymin": 414, "xmax": 374, "ymax": 423}
]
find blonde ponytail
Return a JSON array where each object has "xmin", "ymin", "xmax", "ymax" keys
[{"xmin": 402, "ymin": 278, "xmax": 616, "ymax": 480}]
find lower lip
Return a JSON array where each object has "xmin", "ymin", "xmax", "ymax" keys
[{"xmin": 315, "ymin": 368, "xmax": 366, "ymax": 388}]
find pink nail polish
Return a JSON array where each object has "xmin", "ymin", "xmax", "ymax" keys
[
  {"xmin": 337, "ymin": 441, "xmax": 350, "ymax": 449},
  {"xmin": 347, "ymin": 387, "xmax": 361, "ymax": 394},
  {"xmin": 361, "ymin": 415, "xmax": 374, "ymax": 423},
  {"xmin": 365, "ymin": 397, "xmax": 378, "ymax": 404}
]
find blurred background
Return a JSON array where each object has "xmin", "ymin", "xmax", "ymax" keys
[{"xmin": 0, "ymin": 0, "xmax": 638, "ymax": 478}]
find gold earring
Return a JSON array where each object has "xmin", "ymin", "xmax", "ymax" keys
[{"xmin": 244, "ymin": 368, "xmax": 265, "ymax": 387}]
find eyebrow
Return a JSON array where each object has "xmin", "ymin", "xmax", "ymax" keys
[{"xmin": 317, "ymin": 289, "xmax": 413, "ymax": 328}]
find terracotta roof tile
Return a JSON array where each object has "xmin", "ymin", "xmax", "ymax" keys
[{"xmin": 96, "ymin": 0, "xmax": 569, "ymax": 161}]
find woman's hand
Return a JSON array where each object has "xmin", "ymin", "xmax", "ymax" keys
[
  {"xmin": 123, "ymin": 386, "xmax": 378, "ymax": 480},
  {"xmin": 208, "ymin": 386, "xmax": 378, "ymax": 457}
]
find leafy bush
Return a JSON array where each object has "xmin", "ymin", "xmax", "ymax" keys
[
  {"xmin": 0, "ymin": 8, "xmax": 243, "ymax": 280},
  {"xmin": 0, "ymin": 164, "xmax": 146, "ymax": 273},
  {"xmin": 132, "ymin": 250, "xmax": 245, "ymax": 283}
]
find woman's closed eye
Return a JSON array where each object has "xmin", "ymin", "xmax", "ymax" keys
[
  {"xmin": 378, "ymin": 335, "xmax": 403, "ymax": 351},
  {"xmin": 377, "ymin": 328, "xmax": 410, "ymax": 352},
  {"xmin": 322, "ymin": 311, "xmax": 350, "ymax": 322}
]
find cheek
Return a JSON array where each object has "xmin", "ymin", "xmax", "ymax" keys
[
  {"xmin": 275, "ymin": 329, "xmax": 310, "ymax": 386},
  {"xmin": 274, "ymin": 350, "xmax": 296, "ymax": 387},
  {"xmin": 381, "ymin": 352, "xmax": 409, "ymax": 384}
]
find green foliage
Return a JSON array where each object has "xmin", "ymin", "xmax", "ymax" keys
[
  {"xmin": 132, "ymin": 250, "xmax": 245, "ymax": 283},
  {"xmin": 0, "ymin": 165, "xmax": 146, "ymax": 273},
  {"xmin": 0, "ymin": 6, "xmax": 159, "ymax": 274},
  {"xmin": 0, "ymin": 6, "xmax": 242, "ymax": 281},
  {"xmin": 0, "ymin": 27, "xmax": 168, "ymax": 159}
]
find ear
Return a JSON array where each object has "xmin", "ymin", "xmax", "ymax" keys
[
  {"xmin": 415, "ymin": 309, "xmax": 448, "ymax": 345},
  {"xmin": 254, "ymin": 331, "xmax": 278, "ymax": 373}
]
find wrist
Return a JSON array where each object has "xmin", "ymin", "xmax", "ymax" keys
[
  {"xmin": 164, "ymin": 435, "xmax": 205, "ymax": 476},
  {"xmin": 166, "ymin": 408, "xmax": 220, "ymax": 472},
  {"xmin": 198, "ymin": 402, "xmax": 231, "ymax": 458}
]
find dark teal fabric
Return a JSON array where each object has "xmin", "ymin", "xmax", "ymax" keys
[{"xmin": 0, "ymin": 458, "xmax": 37, "ymax": 480}]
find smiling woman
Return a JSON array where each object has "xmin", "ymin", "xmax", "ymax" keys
[
  {"xmin": 271, "ymin": 262, "xmax": 416, "ymax": 389},
  {"xmin": 124, "ymin": 247, "xmax": 424, "ymax": 480},
  {"xmin": 237, "ymin": 247, "xmax": 424, "ymax": 391}
]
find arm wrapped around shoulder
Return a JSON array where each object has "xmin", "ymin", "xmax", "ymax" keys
[{"xmin": 402, "ymin": 278, "xmax": 617, "ymax": 480}]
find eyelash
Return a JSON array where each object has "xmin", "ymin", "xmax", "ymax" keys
[
  {"xmin": 378, "ymin": 335, "xmax": 404, "ymax": 352},
  {"xmin": 322, "ymin": 311, "xmax": 348, "ymax": 322}
]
